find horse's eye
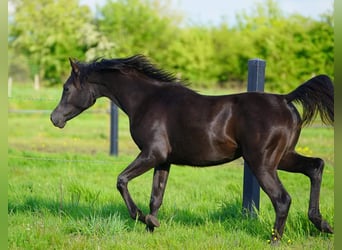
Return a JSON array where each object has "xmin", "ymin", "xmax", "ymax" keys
[{"xmin": 63, "ymin": 86, "xmax": 69, "ymax": 92}]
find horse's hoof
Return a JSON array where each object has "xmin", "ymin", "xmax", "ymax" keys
[
  {"xmin": 322, "ymin": 221, "xmax": 334, "ymax": 234},
  {"xmin": 146, "ymin": 225, "xmax": 155, "ymax": 233},
  {"xmin": 145, "ymin": 214, "xmax": 160, "ymax": 228},
  {"xmin": 267, "ymin": 237, "xmax": 280, "ymax": 245},
  {"xmin": 268, "ymin": 229, "xmax": 281, "ymax": 245}
]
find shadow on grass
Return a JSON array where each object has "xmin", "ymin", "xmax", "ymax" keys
[
  {"xmin": 8, "ymin": 195, "xmax": 128, "ymax": 219},
  {"xmin": 161, "ymin": 197, "xmax": 271, "ymax": 238},
  {"xmin": 8, "ymin": 194, "xmax": 330, "ymax": 240}
]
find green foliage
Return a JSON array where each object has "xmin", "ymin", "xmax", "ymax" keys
[
  {"xmin": 8, "ymin": 0, "xmax": 333, "ymax": 91},
  {"xmin": 97, "ymin": 0, "xmax": 181, "ymax": 59},
  {"xmin": 233, "ymin": 1, "xmax": 334, "ymax": 92},
  {"xmin": 9, "ymin": 0, "xmax": 94, "ymax": 83},
  {"xmin": 162, "ymin": 26, "xmax": 216, "ymax": 86}
]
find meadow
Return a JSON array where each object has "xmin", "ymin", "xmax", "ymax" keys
[{"xmin": 8, "ymin": 85, "xmax": 334, "ymax": 249}]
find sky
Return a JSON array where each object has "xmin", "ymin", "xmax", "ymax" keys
[{"xmin": 80, "ymin": 0, "xmax": 334, "ymax": 26}]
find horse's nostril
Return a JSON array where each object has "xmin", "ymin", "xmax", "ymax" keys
[{"xmin": 50, "ymin": 111, "xmax": 66, "ymax": 128}]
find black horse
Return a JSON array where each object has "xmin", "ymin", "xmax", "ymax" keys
[{"xmin": 50, "ymin": 55, "xmax": 333, "ymax": 242}]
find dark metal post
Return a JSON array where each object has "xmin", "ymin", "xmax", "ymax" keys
[
  {"xmin": 110, "ymin": 101, "xmax": 118, "ymax": 156},
  {"xmin": 242, "ymin": 59, "xmax": 266, "ymax": 215}
]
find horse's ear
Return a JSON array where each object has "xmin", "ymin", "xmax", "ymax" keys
[
  {"xmin": 69, "ymin": 58, "xmax": 82, "ymax": 90},
  {"xmin": 69, "ymin": 57, "xmax": 80, "ymax": 76}
]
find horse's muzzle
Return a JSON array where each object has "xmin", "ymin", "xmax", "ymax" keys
[{"xmin": 50, "ymin": 112, "xmax": 66, "ymax": 128}]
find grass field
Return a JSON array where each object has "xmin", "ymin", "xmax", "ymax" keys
[{"xmin": 8, "ymin": 85, "xmax": 334, "ymax": 249}]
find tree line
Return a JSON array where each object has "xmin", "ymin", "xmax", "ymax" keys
[{"xmin": 8, "ymin": 0, "xmax": 333, "ymax": 92}]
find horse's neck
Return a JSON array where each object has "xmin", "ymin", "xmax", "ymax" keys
[{"xmin": 101, "ymin": 75, "xmax": 158, "ymax": 117}]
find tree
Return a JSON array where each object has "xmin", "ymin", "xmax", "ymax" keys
[
  {"xmin": 9, "ymin": 0, "xmax": 94, "ymax": 84},
  {"xmin": 162, "ymin": 26, "xmax": 216, "ymax": 86},
  {"xmin": 226, "ymin": 0, "xmax": 334, "ymax": 92},
  {"xmin": 97, "ymin": 0, "xmax": 182, "ymax": 64}
]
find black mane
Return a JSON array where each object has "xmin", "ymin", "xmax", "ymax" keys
[{"xmin": 80, "ymin": 55, "xmax": 179, "ymax": 83}]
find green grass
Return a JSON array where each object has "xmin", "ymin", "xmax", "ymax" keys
[{"xmin": 8, "ymin": 85, "xmax": 334, "ymax": 249}]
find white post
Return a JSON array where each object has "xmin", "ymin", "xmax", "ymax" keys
[
  {"xmin": 8, "ymin": 77, "xmax": 12, "ymax": 97},
  {"xmin": 34, "ymin": 74, "xmax": 40, "ymax": 90}
]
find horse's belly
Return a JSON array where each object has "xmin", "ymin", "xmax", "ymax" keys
[{"xmin": 169, "ymin": 137, "xmax": 241, "ymax": 166}]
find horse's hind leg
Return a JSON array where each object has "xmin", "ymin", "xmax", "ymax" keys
[
  {"xmin": 279, "ymin": 152, "xmax": 333, "ymax": 233},
  {"xmin": 243, "ymin": 144, "xmax": 291, "ymax": 242},
  {"xmin": 252, "ymin": 167, "xmax": 291, "ymax": 242}
]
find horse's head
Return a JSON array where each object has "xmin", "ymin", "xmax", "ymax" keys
[{"xmin": 50, "ymin": 58, "xmax": 97, "ymax": 128}]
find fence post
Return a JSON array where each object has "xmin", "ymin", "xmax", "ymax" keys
[
  {"xmin": 8, "ymin": 77, "xmax": 12, "ymax": 97},
  {"xmin": 110, "ymin": 101, "xmax": 118, "ymax": 156},
  {"xmin": 34, "ymin": 74, "xmax": 40, "ymax": 90},
  {"xmin": 242, "ymin": 58, "xmax": 266, "ymax": 216}
]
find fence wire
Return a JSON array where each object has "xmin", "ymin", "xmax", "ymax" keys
[
  {"xmin": 8, "ymin": 96, "xmax": 58, "ymax": 102},
  {"xmin": 8, "ymin": 96, "xmax": 110, "ymax": 114},
  {"xmin": 9, "ymin": 95, "xmax": 117, "ymax": 164},
  {"xmin": 9, "ymin": 109, "xmax": 109, "ymax": 114},
  {"xmin": 8, "ymin": 155, "xmax": 130, "ymax": 166}
]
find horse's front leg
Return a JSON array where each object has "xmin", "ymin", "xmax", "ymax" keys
[
  {"xmin": 116, "ymin": 152, "xmax": 158, "ymax": 225},
  {"xmin": 146, "ymin": 163, "xmax": 171, "ymax": 232}
]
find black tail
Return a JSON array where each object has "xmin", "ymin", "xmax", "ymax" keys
[{"xmin": 285, "ymin": 74, "xmax": 334, "ymax": 126}]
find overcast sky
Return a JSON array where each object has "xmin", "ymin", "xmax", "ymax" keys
[{"xmin": 81, "ymin": 0, "xmax": 333, "ymax": 25}]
